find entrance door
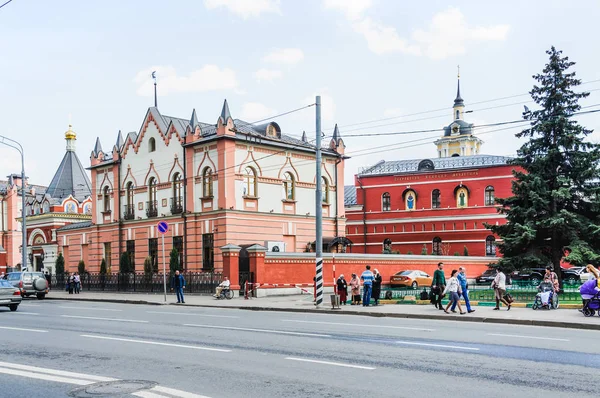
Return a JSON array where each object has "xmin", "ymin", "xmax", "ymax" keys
[
  {"xmin": 35, "ymin": 256, "xmax": 43, "ymax": 272},
  {"xmin": 238, "ymin": 245, "xmax": 252, "ymax": 295}
]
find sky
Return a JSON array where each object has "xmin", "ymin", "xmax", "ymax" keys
[{"xmin": 1, "ymin": 0, "xmax": 599, "ymax": 187}]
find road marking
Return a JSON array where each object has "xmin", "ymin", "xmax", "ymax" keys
[
  {"xmin": 147, "ymin": 311, "xmax": 238, "ymax": 318},
  {"xmin": 132, "ymin": 392, "xmax": 165, "ymax": 398},
  {"xmin": 59, "ymin": 306, "xmax": 123, "ymax": 312},
  {"xmin": 62, "ymin": 315, "xmax": 148, "ymax": 323},
  {"xmin": 396, "ymin": 341, "xmax": 480, "ymax": 351},
  {"xmin": 0, "ymin": 366, "xmax": 90, "ymax": 385},
  {"xmin": 0, "ymin": 326, "xmax": 48, "ymax": 333},
  {"xmin": 11, "ymin": 311, "xmax": 40, "ymax": 315},
  {"xmin": 487, "ymin": 333, "xmax": 570, "ymax": 342},
  {"xmin": 183, "ymin": 324, "xmax": 331, "ymax": 338},
  {"xmin": 153, "ymin": 385, "xmax": 213, "ymax": 398},
  {"xmin": 0, "ymin": 361, "xmax": 116, "ymax": 383},
  {"xmin": 80, "ymin": 334, "xmax": 232, "ymax": 352},
  {"xmin": 286, "ymin": 357, "xmax": 375, "ymax": 370},
  {"xmin": 281, "ymin": 319, "xmax": 434, "ymax": 332},
  {"xmin": 19, "ymin": 304, "xmax": 41, "ymax": 307}
]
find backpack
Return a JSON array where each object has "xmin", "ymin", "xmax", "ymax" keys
[{"xmin": 420, "ymin": 289, "xmax": 429, "ymax": 300}]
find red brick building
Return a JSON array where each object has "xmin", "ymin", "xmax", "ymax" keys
[{"xmin": 345, "ymin": 78, "xmax": 518, "ymax": 257}]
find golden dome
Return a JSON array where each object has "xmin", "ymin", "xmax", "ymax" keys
[{"xmin": 65, "ymin": 124, "xmax": 77, "ymax": 140}]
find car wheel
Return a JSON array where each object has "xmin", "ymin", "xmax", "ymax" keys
[
  {"xmin": 36, "ymin": 293, "xmax": 46, "ymax": 300},
  {"xmin": 411, "ymin": 281, "xmax": 418, "ymax": 288},
  {"xmin": 530, "ymin": 277, "xmax": 541, "ymax": 286},
  {"xmin": 9, "ymin": 304, "xmax": 18, "ymax": 312}
]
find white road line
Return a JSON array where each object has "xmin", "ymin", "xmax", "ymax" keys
[
  {"xmin": 0, "ymin": 361, "xmax": 116, "ymax": 383},
  {"xmin": 487, "ymin": 333, "xmax": 570, "ymax": 342},
  {"xmin": 147, "ymin": 311, "xmax": 238, "ymax": 318},
  {"xmin": 396, "ymin": 341, "xmax": 480, "ymax": 351},
  {"xmin": 153, "ymin": 385, "xmax": 213, "ymax": 398},
  {"xmin": 132, "ymin": 392, "xmax": 166, "ymax": 398},
  {"xmin": 0, "ymin": 366, "xmax": 90, "ymax": 385},
  {"xmin": 80, "ymin": 334, "xmax": 232, "ymax": 352},
  {"xmin": 281, "ymin": 319, "xmax": 434, "ymax": 332},
  {"xmin": 19, "ymin": 304, "xmax": 41, "ymax": 307},
  {"xmin": 11, "ymin": 312, "xmax": 40, "ymax": 315},
  {"xmin": 59, "ymin": 306, "xmax": 123, "ymax": 312},
  {"xmin": 0, "ymin": 326, "xmax": 48, "ymax": 333},
  {"xmin": 183, "ymin": 324, "xmax": 332, "ymax": 338},
  {"xmin": 62, "ymin": 315, "xmax": 148, "ymax": 323},
  {"xmin": 286, "ymin": 357, "xmax": 375, "ymax": 370}
]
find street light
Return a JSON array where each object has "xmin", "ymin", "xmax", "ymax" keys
[{"xmin": 0, "ymin": 135, "xmax": 27, "ymax": 272}]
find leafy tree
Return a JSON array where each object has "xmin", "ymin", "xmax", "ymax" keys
[
  {"xmin": 488, "ymin": 47, "xmax": 600, "ymax": 283},
  {"xmin": 463, "ymin": 246, "xmax": 469, "ymax": 256},
  {"xmin": 55, "ymin": 253, "xmax": 65, "ymax": 275},
  {"xmin": 421, "ymin": 244, "xmax": 427, "ymax": 255},
  {"xmin": 143, "ymin": 256, "xmax": 153, "ymax": 276},
  {"xmin": 169, "ymin": 248, "xmax": 180, "ymax": 275},
  {"xmin": 99, "ymin": 258, "xmax": 107, "ymax": 275},
  {"xmin": 119, "ymin": 252, "xmax": 132, "ymax": 273},
  {"xmin": 406, "ymin": 250, "xmax": 413, "ymax": 255},
  {"xmin": 78, "ymin": 260, "xmax": 86, "ymax": 275},
  {"xmin": 454, "ymin": 252, "xmax": 461, "ymax": 256}
]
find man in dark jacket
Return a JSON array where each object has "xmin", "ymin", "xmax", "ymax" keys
[
  {"xmin": 431, "ymin": 262, "xmax": 446, "ymax": 310},
  {"xmin": 170, "ymin": 270, "xmax": 186, "ymax": 304}
]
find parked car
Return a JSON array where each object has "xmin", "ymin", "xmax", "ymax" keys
[
  {"xmin": 475, "ymin": 268, "xmax": 512, "ymax": 285},
  {"xmin": 390, "ymin": 270, "xmax": 432, "ymax": 288},
  {"xmin": 6, "ymin": 272, "xmax": 49, "ymax": 299},
  {"xmin": 510, "ymin": 267, "xmax": 581, "ymax": 286},
  {"xmin": 0, "ymin": 278, "xmax": 21, "ymax": 311}
]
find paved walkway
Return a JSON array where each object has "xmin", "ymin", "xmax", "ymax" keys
[{"xmin": 45, "ymin": 290, "xmax": 600, "ymax": 330}]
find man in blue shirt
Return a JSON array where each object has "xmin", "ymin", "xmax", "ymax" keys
[
  {"xmin": 360, "ymin": 265, "xmax": 374, "ymax": 307},
  {"xmin": 170, "ymin": 270, "xmax": 186, "ymax": 304},
  {"xmin": 451, "ymin": 266, "xmax": 475, "ymax": 313}
]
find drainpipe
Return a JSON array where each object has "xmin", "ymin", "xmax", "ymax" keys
[
  {"xmin": 182, "ymin": 145, "xmax": 188, "ymax": 271},
  {"xmin": 117, "ymin": 153, "xmax": 123, "ymax": 269},
  {"xmin": 334, "ymin": 156, "xmax": 341, "ymax": 240},
  {"xmin": 357, "ymin": 177, "xmax": 367, "ymax": 253}
]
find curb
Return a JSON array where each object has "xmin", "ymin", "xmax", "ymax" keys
[{"xmin": 45, "ymin": 296, "xmax": 599, "ymax": 331}]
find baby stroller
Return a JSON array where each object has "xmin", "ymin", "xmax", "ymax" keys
[
  {"xmin": 532, "ymin": 282, "xmax": 558, "ymax": 310},
  {"xmin": 580, "ymin": 279, "xmax": 600, "ymax": 317}
]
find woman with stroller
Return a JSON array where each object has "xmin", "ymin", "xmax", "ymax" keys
[
  {"xmin": 336, "ymin": 274, "xmax": 348, "ymax": 305},
  {"xmin": 443, "ymin": 270, "xmax": 466, "ymax": 314},
  {"xmin": 349, "ymin": 273, "xmax": 361, "ymax": 305}
]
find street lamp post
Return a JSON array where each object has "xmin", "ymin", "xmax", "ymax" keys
[{"xmin": 0, "ymin": 135, "xmax": 27, "ymax": 272}]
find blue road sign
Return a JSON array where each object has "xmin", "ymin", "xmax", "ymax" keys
[{"xmin": 157, "ymin": 221, "xmax": 169, "ymax": 235}]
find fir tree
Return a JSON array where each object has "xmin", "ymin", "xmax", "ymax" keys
[
  {"xmin": 78, "ymin": 260, "xmax": 86, "ymax": 275},
  {"xmin": 99, "ymin": 258, "xmax": 107, "ymax": 275},
  {"xmin": 488, "ymin": 47, "xmax": 600, "ymax": 282},
  {"xmin": 463, "ymin": 246, "xmax": 469, "ymax": 256},
  {"xmin": 119, "ymin": 252, "xmax": 132, "ymax": 273},
  {"xmin": 169, "ymin": 248, "xmax": 180, "ymax": 275},
  {"xmin": 55, "ymin": 253, "xmax": 65, "ymax": 275}
]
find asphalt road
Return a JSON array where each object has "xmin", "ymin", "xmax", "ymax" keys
[{"xmin": 0, "ymin": 299, "xmax": 599, "ymax": 398}]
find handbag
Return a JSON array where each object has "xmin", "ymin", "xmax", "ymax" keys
[{"xmin": 503, "ymin": 293, "xmax": 514, "ymax": 303}]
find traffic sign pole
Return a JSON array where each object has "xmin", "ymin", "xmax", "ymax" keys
[{"xmin": 157, "ymin": 221, "xmax": 169, "ymax": 303}]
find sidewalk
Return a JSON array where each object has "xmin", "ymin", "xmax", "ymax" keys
[{"xmin": 45, "ymin": 291, "xmax": 600, "ymax": 331}]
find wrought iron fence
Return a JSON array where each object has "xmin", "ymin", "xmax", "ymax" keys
[{"xmin": 52, "ymin": 272, "xmax": 222, "ymax": 294}]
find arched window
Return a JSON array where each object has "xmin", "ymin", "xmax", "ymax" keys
[
  {"xmin": 148, "ymin": 137, "xmax": 156, "ymax": 153},
  {"xmin": 455, "ymin": 110, "xmax": 460, "ymax": 119},
  {"xmin": 42, "ymin": 202, "xmax": 49, "ymax": 213},
  {"xmin": 172, "ymin": 173, "xmax": 182, "ymax": 213},
  {"xmin": 486, "ymin": 236, "xmax": 496, "ymax": 256},
  {"xmin": 485, "ymin": 185, "xmax": 495, "ymax": 206},
  {"xmin": 432, "ymin": 237, "xmax": 442, "ymax": 255},
  {"xmin": 283, "ymin": 172, "xmax": 295, "ymax": 200},
  {"xmin": 431, "ymin": 189, "xmax": 441, "ymax": 209},
  {"xmin": 322, "ymin": 177, "xmax": 329, "ymax": 204},
  {"xmin": 33, "ymin": 203, "xmax": 40, "ymax": 215},
  {"xmin": 126, "ymin": 182, "xmax": 134, "ymax": 208},
  {"xmin": 244, "ymin": 167, "xmax": 257, "ymax": 197},
  {"xmin": 456, "ymin": 187, "xmax": 469, "ymax": 208},
  {"xmin": 382, "ymin": 192, "xmax": 391, "ymax": 211},
  {"xmin": 148, "ymin": 177, "xmax": 157, "ymax": 203},
  {"xmin": 103, "ymin": 186, "xmax": 111, "ymax": 212},
  {"xmin": 202, "ymin": 167, "xmax": 213, "ymax": 197}
]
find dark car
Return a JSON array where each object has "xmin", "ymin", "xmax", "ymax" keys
[
  {"xmin": 511, "ymin": 267, "xmax": 580, "ymax": 286},
  {"xmin": 476, "ymin": 268, "xmax": 512, "ymax": 285}
]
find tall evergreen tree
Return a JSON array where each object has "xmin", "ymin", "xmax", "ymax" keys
[
  {"xmin": 488, "ymin": 47, "xmax": 600, "ymax": 281},
  {"xmin": 169, "ymin": 248, "xmax": 180, "ymax": 275},
  {"xmin": 55, "ymin": 253, "xmax": 65, "ymax": 275}
]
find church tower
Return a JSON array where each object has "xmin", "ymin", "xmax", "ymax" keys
[{"xmin": 434, "ymin": 69, "xmax": 483, "ymax": 158}]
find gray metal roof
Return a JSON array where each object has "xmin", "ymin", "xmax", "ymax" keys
[
  {"xmin": 443, "ymin": 119, "xmax": 474, "ymax": 137},
  {"xmin": 57, "ymin": 221, "xmax": 93, "ymax": 231},
  {"xmin": 46, "ymin": 150, "xmax": 92, "ymax": 202},
  {"xmin": 344, "ymin": 185, "xmax": 357, "ymax": 206},
  {"xmin": 359, "ymin": 154, "xmax": 512, "ymax": 176}
]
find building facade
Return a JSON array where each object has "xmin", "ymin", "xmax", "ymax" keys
[
  {"xmin": 345, "ymin": 77, "xmax": 518, "ymax": 257},
  {"xmin": 56, "ymin": 100, "xmax": 347, "ymax": 276}
]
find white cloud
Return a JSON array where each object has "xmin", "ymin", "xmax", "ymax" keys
[
  {"xmin": 254, "ymin": 68, "xmax": 283, "ymax": 82},
  {"xmin": 262, "ymin": 48, "xmax": 304, "ymax": 65},
  {"xmin": 352, "ymin": 18, "xmax": 421, "ymax": 56},
  {"xmin": 203, "ymin": 0, "xmax": 280, "ymax": 19},
  {"xmin": 411, "ymin": 8, "xmax": 510, "ymax": 60},
  {"xmin": 240, "ymin": 102, "xmax": 276, "ymax": 121},
  {"xmin": 323, "ymin": 0, "xmax": 372, "ymax": 21},
  {"xmin": 303, "ymin": 91, "xmax": 336, "ymax": 123},
  {"xmin": 134, "ymin": 65, "xmax": 238, "ymax": 96}
]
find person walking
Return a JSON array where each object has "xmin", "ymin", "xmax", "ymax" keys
[
  {"xmin": 492, "ymin": 268, "xmax": 511, "ymax": 310},
  {"xmin": 444, "ymin": 270, "xmax": 466, "ymax": 314},
  {"xmin": 74, "ymin": 272, "xmax": 81, "ymax": 294},
  {"xmin": 451, "ymin": 267, "xmax": 474, "ymax": 313},
  {"xmin": 431, "ymin": 262, "xmax": 446, "ymax": 310},
  {"xmin": 360, "ymin": 265, "xmax": 374, "ymax": 307},
  {"xmin": 349, "ymin": 273, "xmax": 361, "ymax": 305},
  {"xmin": 336, "ymin": 274, "xmax": 348, "ymax": 305},
  {"xmin": 170, "ymin": 270, "xmax": 186, "ymax": 304},
  {"xmin": 372, "ymin": 269, "xmax": 382, "ymax": 306},
  {"xmin": 67, "ymin": 272, "xmax": 74, "ymax": 294}
]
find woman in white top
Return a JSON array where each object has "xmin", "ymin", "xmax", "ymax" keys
[
  {"xmin": 492, "ymin": 269, "xmax": 511, "ymax": 310},
  {"xmin": 443, "ymin": 270, "xmax": 466, "ymax": 314}
]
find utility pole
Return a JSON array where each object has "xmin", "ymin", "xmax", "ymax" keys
[{"xmin": 315, "ymin": 96, "xmax": 323, "ymax": 307}]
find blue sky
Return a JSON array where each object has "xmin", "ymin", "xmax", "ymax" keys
[{"xmin": 1, "ymin": 0, "xmax": 599, "ymax": 186}]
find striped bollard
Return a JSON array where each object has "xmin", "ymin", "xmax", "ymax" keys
[{"xmin": 315, "ymin": 257, "xmax": 323, "ymax": 306}]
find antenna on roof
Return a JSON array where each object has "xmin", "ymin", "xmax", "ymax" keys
[{"xmin": 152, "ymin": 71, "xmax": 158, "ymax": 108}]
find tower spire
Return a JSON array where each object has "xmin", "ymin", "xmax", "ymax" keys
[
  {"xmin": 454, "ymin": 65, "xmax": 464, "ymax": 107},
  {"xmin": 152, "ymin": 71, "xmax": 157, "ymax": 108}
]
